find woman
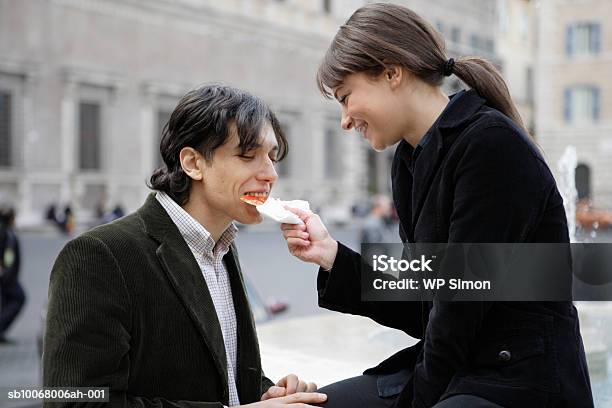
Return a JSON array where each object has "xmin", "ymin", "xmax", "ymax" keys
[{"xmin": 280, "ymin": 3, "xmax": 593, "ymax": 408}]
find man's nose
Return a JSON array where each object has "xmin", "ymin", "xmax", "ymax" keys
[
  {"xmin": 258, "ymin": 158, "xmax": 278, "ymax": 183},
  {"xmin": 341, "ymin": 111, "xmax": 353, "ymax": 130}
]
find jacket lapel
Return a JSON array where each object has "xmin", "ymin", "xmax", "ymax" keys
[
  {"xmin": 392, "ymin": 141, "xmax": 415, "ymax": 242},
  {"xmin": 138, "ymin": 194, "xmax": 228, "ymax": 391},
  {"xmin": 410, "ymin": 133, "xmax": 444, "ymax": 231},
  {"xmin": 391, "ymin": 136, "xmax": 444, "ymax": 238}
]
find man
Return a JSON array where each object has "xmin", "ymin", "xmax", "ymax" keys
[
  {"xmin": 43, "ymin": 85, "xmax": 326, "ymax": 408},
  {"xmin": 0, "ymin": 206, "xmax": 25, "ymax": 343}
]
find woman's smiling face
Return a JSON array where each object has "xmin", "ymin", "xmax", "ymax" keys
[{"xmin": 334, "ymin": 71, "xmax": 406, "ymax": 152}]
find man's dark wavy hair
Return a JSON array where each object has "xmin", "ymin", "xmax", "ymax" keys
[{"xmin": 148, "ymin": 84, "xmax": 288, "ymax": 205}]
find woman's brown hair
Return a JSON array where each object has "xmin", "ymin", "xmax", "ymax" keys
[{"xmin": 316, "ymin": 2, "xmax": 527, "ymax": 133}]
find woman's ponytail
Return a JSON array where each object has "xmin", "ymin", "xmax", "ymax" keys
[{"xmin": 453, "ymin": 57, "xmax": 527, "ymax": 133}]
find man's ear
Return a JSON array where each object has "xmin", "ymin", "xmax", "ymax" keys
[{"xmin": 179, "ymin": 147, "xmax": 204, "ymax": 181}]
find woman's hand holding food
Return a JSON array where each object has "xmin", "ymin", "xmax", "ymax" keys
[{"xmin": 280, "ymin": 207, "xmax": 338, "ymax": 271}]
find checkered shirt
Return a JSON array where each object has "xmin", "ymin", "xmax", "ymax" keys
[{"xmin": 156, "ymin": 192, "xmax": 241, "ymax": 407}]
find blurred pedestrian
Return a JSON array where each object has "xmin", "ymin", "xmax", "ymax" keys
[
  {"xmin": 45, "ymin": 204, "xmax": 58, "ymax": 225},
  {"xmin": 61, "ymin": 205, "xmax": 75, "ymax": 234},
  {"xmin": 44, "ymin": 203, "xmax": 75, "ymax": 234},
  {"xmin": 102, "ymin": 204, "xmax": 125, "ymax": 223},
  {"xmin": 359, "ymin": 195, "xmax": 395, "ymax": 243},
  {"xmin": 0, "ymin": 206, "xmax": 26, "ymax": 343}
]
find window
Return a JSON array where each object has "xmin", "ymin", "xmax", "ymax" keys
[
  {"xmin": 0, "ymin": 91, "xmax": 12, "ymax": 168},
  {"xmin": 155, "ymin": 109, "xmax": 172, "ymax": 168},
  {"xmin": 526, "ymin": 67, "xmax": 534, "ymax": 103},
  {"xmin": 324, "ymin": 125, "xmax": 341, "ymax": 179},
  {"xmin": 566, "ymin": 22, "xmax": 601, "ymax": 56},
  {"xmin": 451, "ymin": 27, "xmax": 461, "ymax": 44},
  {"xmin": 322, "ymin": 0, "xmax": 331, "ymax": 14},
  {"xmin": 519, "ymin": 9, "xmax": 529, "ymax": 40},
  {"xmin": 575, "ymin": 163, "xmax": 591, "ymax": 200},
  {"xmin": 484, "ymin": 39, "xmax": 495, "ymax": 53},
  {"xmin": 564, "ymin": 86, "xmax": 600, "ymax": 123},
  {"xmin": 436, "ymin": 21, "xmax": 445, "ymax": 35},
  {"xmin": 79, "ymin": 101, "xmax": 102, "ymax": 170},
  {"xmin": 498, "ymin": 0, "xmax": 509, "ymax": 33},
  {"xmin": 470, "ymin": 34, "xmax": 480, "ymax": 50}
]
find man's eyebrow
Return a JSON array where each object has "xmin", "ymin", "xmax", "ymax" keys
[{"xmin": 235, "ymin": 142, "xmax": 262, "ymax": 151}]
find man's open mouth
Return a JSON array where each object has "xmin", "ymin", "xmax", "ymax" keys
[{"xmin": 240, "ymin": 192, "xmax": 269, "ymax": 206}]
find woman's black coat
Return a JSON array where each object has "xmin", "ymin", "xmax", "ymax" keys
[{"xmin": 317, "ymin": 90, "xmax": 594, "ymax": 408}]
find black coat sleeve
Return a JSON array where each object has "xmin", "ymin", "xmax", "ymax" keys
[
  {"xmin": 317, "ymin": 242, "xmax": 427, "ymax": 339},
  {"xmin": 43, "ymin": 235, "xmax": 224, "ymax": 408},
  {"xmin": 408, "ymin": 126, "xmax": 547, "ymax": 408}
]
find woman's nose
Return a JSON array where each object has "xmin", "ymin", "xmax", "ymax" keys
[{"xmin": 341, "ymin": 112, "xmax": 353, "ymax": 130}]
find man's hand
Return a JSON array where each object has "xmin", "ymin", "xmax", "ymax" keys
[
  {"xmin": 280, "ymin": 208, "xmax": 338, "ymax": 270},
  {"xmin": 261, "ymin": 374, "xmax": 317, "ymax": 401},
  {"xmin": 242, "ymin": 391, "xmax": 327, "ymax": 407}
]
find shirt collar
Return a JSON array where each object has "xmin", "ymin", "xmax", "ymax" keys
[{"xmin": 155, "ymin": 191, "xmax": 238, "ymax": 258}]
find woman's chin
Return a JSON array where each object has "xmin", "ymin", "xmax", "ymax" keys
[{"xmin": 370, "ymin": 139, "xmax": 388, "ymax": 152}]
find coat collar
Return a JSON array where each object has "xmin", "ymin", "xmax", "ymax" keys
[
  {"xmin": 137, "ymin": 193, "xmax": 262, "ymax": 403},
  {"xmin": 436, "ymin": 89, "xmax": 486, "ymax": 132}
]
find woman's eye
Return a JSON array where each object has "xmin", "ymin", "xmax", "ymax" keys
[{"xmin": 238, "ymin": 154, "xmax": 255, "ymax": 160}]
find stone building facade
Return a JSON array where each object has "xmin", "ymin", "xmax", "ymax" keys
[
  {"xmin": 535, "ymin": 0, "xmax": 612, "ymax": 207},
  {"xmin": 0, "ymin": 0, "xmax": 511, "ymax": 225},
  {"xmin": 0, "ymin": 0, "xmax": 368, "ymax": 225}
]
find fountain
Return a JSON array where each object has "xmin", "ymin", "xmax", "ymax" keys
[
  {"xmin": 557, "ymin": 146, "xmax": 578, "ymax": 243},
  {"xmin": 557, "ymin": 146, "xmax": 610, "ymax": 388}
]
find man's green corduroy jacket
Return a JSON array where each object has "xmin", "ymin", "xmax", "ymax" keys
[{"xmin": 43, "ymin": 193, "xmax": 274, "ymax": 407}]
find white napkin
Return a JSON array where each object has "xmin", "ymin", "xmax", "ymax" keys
[{"xmin": 256, "ymin": 197, "xmax": 311, "ymax": 225}]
